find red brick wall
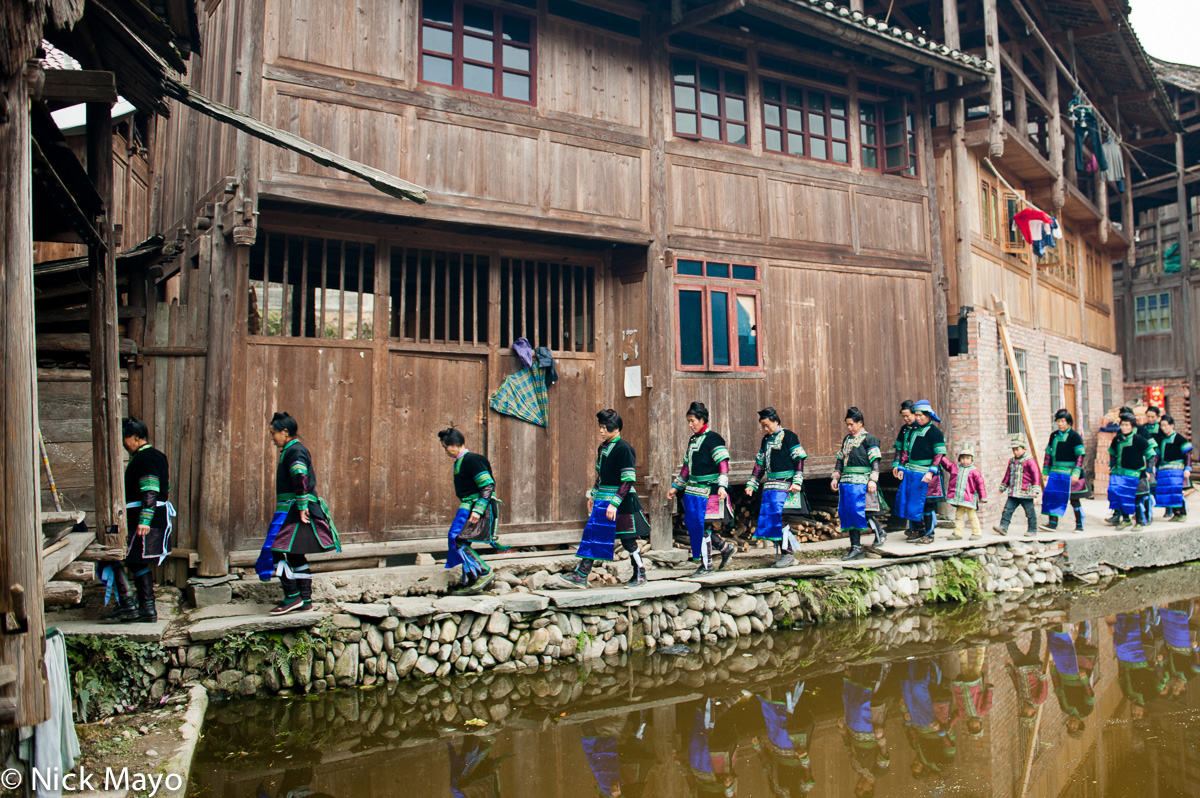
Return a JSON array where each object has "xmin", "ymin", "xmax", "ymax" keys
[{"xmin": 1123, "ymin": 379, "xmax": 1192, "ymax": 439}]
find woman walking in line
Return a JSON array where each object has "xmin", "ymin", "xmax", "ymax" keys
[
  {"xmin": 668, "ymin": 401, "xmax": 735, "ymax": 577},
  {"xmin": 745, "ymin": 406, "xmax": 808, "ymax": 568},
  {"xmin": 258, "ymin": 412, "xmax": 340, "ymax": 615},
  {"xmin": 439, "ymin": 427, "xmax": 503, "ymax": 595}
]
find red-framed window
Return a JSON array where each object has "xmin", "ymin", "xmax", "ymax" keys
[
  {"xmin": 671, "ymin": 59, "xmax": 749, "ymax": 147},
  {"xmin": 761, "ymin": 80, "xmax": 849, "ymax": 164},
  {"xmin": 674, "ymin": 258, "xmax": 761, "ymax": 372},
  {"xmin": 420, "ymin": 0, "xmax": 536, "ymax": 105},
  {"xmin": 859, "ymin": 83, "xmax": 918, "ymax": 177}
]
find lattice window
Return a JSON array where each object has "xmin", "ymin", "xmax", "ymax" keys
[
  {"xmin": 1006, "ymin": 347, "xmax": 1028, "ymax": 436},
  {"xmin": 1080, "ymin": 363, "xmax": 1090, "ymax": 432},
  {"xmin": 249, "ymin": 233, "xmax": 376, "ymax": 340},
  {"xmin": 388, "ymin": 248, "xmax": 489, "ymax": 344},
  {"xmin": 499, "ymin": 259, "xmax": 595, "ymax": 352}
]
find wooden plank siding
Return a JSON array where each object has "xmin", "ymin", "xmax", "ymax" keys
[{"xmin": 149, "ymin": 0, "xmax": 967, "ymax": 566}]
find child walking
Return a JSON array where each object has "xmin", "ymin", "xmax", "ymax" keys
[
  {"xmin": 947, "ymin": 444, "xmax": 987, "ymax": 540},
  {"xmin": 995, "ymin": 435, "xmax": 1042, "ymax": 537}
]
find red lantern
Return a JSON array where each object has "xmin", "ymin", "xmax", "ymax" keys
[{"xmin": 1146, "ymin": 385, "xmax": 1166, "ymax": 410}]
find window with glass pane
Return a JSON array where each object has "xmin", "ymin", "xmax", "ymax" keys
[
  {"xmin": 672, "ymin": 59, "xmax": 748, "ymax": 146},
  {"xmin": 675, "ymin": 258, "xmax": 761, "ymax": 372},
  {"xmin": 860, "ymin": 102, "xmax": 878, "ymax": 169},
  {"xmin": 1136, "ymin": 291, "xmax": 1171, "ymax": 334},
  {"xmin": 1049, "ymin": 356, "xmax": 1060, "ymax": 413},
  {"xmin": 1101, "ymin": 368, "xmax": 1112, "ymax": 414},
  {"xmin": 420, "ymin": 0, "xmax": 535, "ymax": 104},
  {"xmin": 678, "ymin": 289, "xmax": 705, "ymax": 367},
  {"xmin": 762, "ymin": 79, "xmax": 848, "ymax": 164},
  {"xmin": 1006, "ymin": 348, "xmax": 1028, "ymax": 436},
  {"xmin": 1079, "ymin": 364, "xmax": 1090, "ymax": 431},
  {"xmin": 882, "ymin": 99, "xmax": 909, "ymax": 173}
]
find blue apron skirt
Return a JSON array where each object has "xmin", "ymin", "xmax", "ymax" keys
[
  {"xmin": 1156, "ymin": 467, "xmax": 1188, "ymax": 510},
  {"xmin": 256, "ymin": 510, "xmax": 288, "ymax": 581},
  {"xmin": 1107, "ymin": 473, "xmax": 1138, "ymax": 515},
  {"xmin": 578, "ymin": 501, "xmax": 619, "ymax": 561},
  {"xmin": 838, "ymin": 482, "xmax": 869, "ymax": 531},
  {"xmin": 1042, "ymin": 472, "xmax": 1072, "ymax": 517},
  {"xmin": 895, "ymin": 466, "xmax": 928, "ymax": 522},
  {"xmin": 581, "ymin": 736, "xmax": 620, "ymax": 796},
  {"xmin": 683, "ymin": 492, "xmax": 709, "ymax": 560},
  {"xmin": 444, "ymin": 508, "xmax": 472, "ymax": 570},
  {"xmin": 753, "ymin": 489, "xmax": 787, "ymax": 541}
]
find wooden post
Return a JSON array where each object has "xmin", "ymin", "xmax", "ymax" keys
[
  {"xmin": 87, "ymin": 100, "xmax": 126, "ymax": 548},
  {"xmin": 1045, "ymin": 49, "xmax": 1065, "ymax": 212},
  {"xmin": 993, "ymin": 297, "xmax": 1038, "ymax": 443},
  {"xmin": 982, "ymin": 0, "xmax": 1005, "ymax": 157},
  {"xmin": 923, "ymin": 82, "xmax": 953, "ymax": 443},
  {"xmin": 1176, "ymin": 132, "xmax": 1197, "ymax": 420},
  {"xmin": 1012, "ymin": 47, "xmax": 1028, "ymax": 139},
  {"xmin": 196, "ymin": 231, "xmax": 235, "ymax": 575},
  {"xmin": 944, "ymin": 0, "xmax": 974, "ymax": 307},
  {"xmin": 645, "ymin": 15, "xmax": 674, "ymax": 552},
  {"xmin": 1, "ymin": 61, "xmax": 49, "ymax": 727}
]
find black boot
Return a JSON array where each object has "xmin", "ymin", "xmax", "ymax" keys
[
  {"xmin": 627, "ymin": 561, "xmax": 647, "ymax": 586},
  {"xmin": 133, "ymin": 571, "xmax": 157, "ymax": 622},
  {"xmin": 271, "ymin": 575, "xmax": 303, "ymax": 615},
  {"xmin": 298, "ymin": 578, "xmax": 313, "ymax": 610},
  {"xmin": 100, "ymin": 594, "xmax": 138, "ymax": 623}
]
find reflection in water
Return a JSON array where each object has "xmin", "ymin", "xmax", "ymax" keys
[{"xmin": 191, "ymin": 574, "xmax": 1200, "ymax": 798}]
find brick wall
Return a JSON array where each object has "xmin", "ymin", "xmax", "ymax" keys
[
  {"xmin": 948, "ymin": 309, "xmax": 1123, "ymax": 525},
  {"xmin": 1123, "ymin": 379, "xmax": 1192, "ymax": 439}
]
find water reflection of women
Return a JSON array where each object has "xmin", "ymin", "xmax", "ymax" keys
[
  {"xmin": 579, "ymin": 713, "xmax": 658, "ymax": 798},
  {"xmin": 838, "ymin": 664, "xmax": 891, "ymax": 798},
  {"xmin": 899, "ymin": 660, "xmax": 956, "ymax": 779},
  {"xmin": 447, "ymin": 738, "xmax": 506, "ymax": 798},
  {"xmin": 756, "ymin": 682, "xmax": 816, "ymax": 796},
  {"xmin": 1112, "ymin": 612, "xmax": 1166, "ymax": 718},
  {"xmin": 677, "ymin": 698, "xmax": 751, "ymax": 797},
  {"xmin": 949, "ymin": 647, "xmax": 993, "ymax": 739},
  {"xmin": 1154, "ymin": 601, "xmax": 1200, "ymax": 697},
  {"xmin": 1005, "ymin": 630, "xmax": 1049, "ymax": 725},
  {"xmin": 1048, "ymin": 622, "xmax": 1097, "ymax": 736}
]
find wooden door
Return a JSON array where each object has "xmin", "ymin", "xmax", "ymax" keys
[
  {"xmin": 1063, "ymin": 382, "xmax": 1077, "ymax": 419},
  {"xmin": 383, "ymin": 352, "xmax": 489, "ymax": 532}
]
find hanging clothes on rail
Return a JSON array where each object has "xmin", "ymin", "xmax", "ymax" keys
[
  {"xmin": 1102, "ymin": 139, "xmax": 1125, "ymax": 193},
  {"xmin": 1068, "ymin": 96, "xmax": 1107, "ymax": 173},
  {"xmin": 1012, "ymin": 208, "xmax": 1062, "ymax": 260}
]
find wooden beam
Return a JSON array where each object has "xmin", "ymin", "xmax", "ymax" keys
[
  {"xmin": 945, "ymin": 0, "xmax": 974, "ymax": 310},
  {"xmin": 1, "ymin": 63, "xmax": 49, "ymax": 728},
  {"xmin": 36, "ymin": 305, "xmax": 145, "ymax": 324},
  {"xmin": 925, "ymin": 79, "xmax": 989, "ymax": 105},
  {"xmin": 196, "ymin": 230, "xmax": 234, "ymax": 575},
  {"xmin": 87, "ymin": 102, "xmax": 126, "ymax": 549},
  {"xmin": 983, "ymin": 0, "xmax": 1004, "ymax": 157},
  {"xmin": 1177, "ymin": 132, "xmax": 1197, "ymax": 418},
  {"xmin": 998, "ymin": 47, "xmax": 1053, "ymax": 116},
  {"xmin": 992, "ymin": 297, "xmax": 1038, "ymax": 444},
  {"xmin": 163, "ymin": 78, "xmax": 428, "ymax": 204},
  {"xmin": 44, "ymin": 581, "xmax": 83, "ymax": 606},
  {"xmin": 35, "ymin": 333, "xmax": 137, "ymax": 354},
  {"xmin": 41, "ymin": 532, "xmax": 95, "ymax": 585},
  {"xmin": 1045, "ymin": 47, "xmax": 1065, "ymax": 211},
  {"xmin": 666, "ymin": 0, "xmax": 748, "ymax": 34},
  {"xmin": 1127, "ymin": 134, "xmax": 1178, "ymax": 149},
  {"xmin": 40, "ymin": 70, "xmax": 117, "ymax": 105}
]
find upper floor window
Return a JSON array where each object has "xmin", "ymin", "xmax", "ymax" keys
[
  {"xmin": 761, "ymin": 80, "xmax": 849, "ymax": 164},
  {"xmin": 420, "ymin": 0, "xmax": 536, "ymax": 104},
  {"xmin": 675, "ymin": 258, "xmax": 760, "ymax": 372},
  {"xmin": 672, "ymin": 59, "xmax": 748, "ymax": 146},
  {"xmin": 980, "ymin": 179, "xmax": 1000, "ymax": 244},
  {"xmin": 859, "ymin": 82, "xmax": 918, "ymax": 176},
  {"xmin": 1135, "ymin": 292, "xmax": 1171, "ymax": 334}
]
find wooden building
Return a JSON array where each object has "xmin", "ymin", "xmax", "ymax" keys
[
  {"xmin": 1112, "ymin": 57, "xmax": 1199, "ymax": 436},
  {"xmin": 148, "ymin": 0, "xmax": 999, "ymax": 573}
]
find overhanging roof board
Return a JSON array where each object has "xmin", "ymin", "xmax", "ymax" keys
[
  {"xmin": 1152, "ymin": 57, "xmax": 1200, "ymax": 95},
  {"xmin": 164, "ymin": 78, "xmax": 429, "ymax": 204},
  {"xmin": 738, "ymin": 0, "xmax": 993, "ymax": 78},
  {"xmin": 1040, "ymin": 0, "xmax": 1177, "ymax": 134}
]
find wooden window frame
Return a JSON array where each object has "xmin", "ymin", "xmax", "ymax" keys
[
  {"xmin": 1005, "ymin": 347, "xmax": 1028, "ymax": 436},
  {"xmin": 1101, "ymin": 368, "xmax": 1112, "ymax": 414},
  {"xmin": 1002, "ymin": 192, "xmax": 1027, "ymax": 253},
  {"xmin": 671, "ymin": 57, "xmax": 750, "ymax": 148},
  {"xmin": 1135, "ymin": 291, "xmax": 1171, "ymax": 335},
  {"xmin": 979, "ymin": 179, "xmax": 1000, "ymax": 244},
  {"xmin": 760, "ymin": 79, "xmax": 850, "ymax": 165},
  {"xmin": 674, "ymin": 258, "xmax": 762, "ymax": 373},
  {"xmin": 419, "ymin": 0, "xmax": 537, "ymax": 106},
  {"xmin": 1079, "ymin": 363, "xmax": 1090, "ymax": 431},
  {"xmin": 859, "ymin": 97, "xmax": 918, "ymax": 177},
  {"xmin": 1049, "ymin": 355, "xmax": 1061, "ymax": 413}
]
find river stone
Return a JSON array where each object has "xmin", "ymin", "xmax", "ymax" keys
[
  {"xmin": 489, "ymin": 636, "xmax": 515, "ymax": 663},
  {"xmin": 186, "ymin": 645, "xmax": 207, "ymax": 668},
  {"xmin": 473, "ymin": 637, "xmax": 489, "ymax": 658},
  {"xmin": 379, "ymin": 616, "xmax": 400, "ymax": 631},
  {"xmin": 216, "ymin": 670, "xmax": 245, "ymax": 691},
  {"xmin": 262, "ymin": 666, "xmax": 281, "ymax": 693},
  {"xmin": 440, "ymin": 619, "xmax": 459, "ymax": 643},
  {"xmin": 469, "ymin": 613, "xmax": 489, "ymax": 638},
  {"xmin": 189, "ymin": 612, "xmax": 325, "ymax": 641},
  {"xmin": 547, "ymin": 624, "xmax": 563, "ymax": 646},
  {"xmin": 486, "ymin": 613, "xmax": 510, "ymax": 636},
  {"xmin": 334, "ymin": 644, "xmax": 359, "ymax": 681},
  {"xmin": 725, "ymin": 594, "xmax": 757, "ymax": 616},
  {"xmin": 365, "ymin": 625, "xmax": 384, "ymax": 655},
  {"xmin": 293, "ymin": 649, "xmax": 313, "ymax": 686},
  {"xmin": 332, "ymin": 614, "xmax": 360, "ymax": 628},
  {"xmin": 415, "ymin": 655, "xmax": 439, "ymax": 676},
  {"xmin": 514, "ymin": 631, "xmax": 532, "ymax": 658},
  {"xmin": 358, "ymin": 638, "xmax": 372, "ymax": 660},
  {"xmin": 406, "ymin": 623, "xmax": 423, "ymax": 641},
  {"xmin": 749, "ymin": 616, "xmax": 766, "ymax": 634},
  {"xmin": 527, "ymin": 627, "xmax": 551, "ymax": 655},
  {"xmin": 364, "ymin": 655, "xmax": 376, "ymax": 676},
  {"xmin": 383, "ymin": 630, "xmax": 395, "ymax": 652},
  {"xmin": 735, "ymin": 616, "xmax": 752, "ymax": 636},
  {"xmin": 396, "ymin": 649, "xmax": 419, "ymax": 678},
  {"xmin": 685, "ymin": 592, "xmax": 706, "ymax": 611},
  {"xmin": 721, "ymin": 614, "xmax": 739, "ymax": 638}
]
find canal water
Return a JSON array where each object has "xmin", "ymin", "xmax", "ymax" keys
[{"xmin": 189, "ymin": 567, "xmax": 1200, "ymax": 798}]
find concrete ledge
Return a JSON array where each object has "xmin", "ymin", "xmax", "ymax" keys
[
  {"xmin": 1060, "ymin": 521, "xmax": 1200, "ymax": 573},
  {"xmin": 537, "ymin": 579, "xmax": 700, "ymax": 608},
  {"xmin": 161, "ymin": 684, "xmax": 207, "ymax": 798},
  {"xmin": 188, "ymin": 611, "xmax": 325, "ymax": 641},
  {"xmin": 683, "ymin": 564, "xmax": 842, "ymax": 586},
  {"xmin": 48, "ymin": 618, "xmax": 169, "ymax": 642}
]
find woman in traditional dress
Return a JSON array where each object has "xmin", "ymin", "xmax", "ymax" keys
[
  {"xmin": 1040, "ymin": 409, "xmax": 1087, "ymax": 532},
  {"xmin": 257, "ymin": 412, "xmax": 340, "ymax": 615},
  {"xmin": 745, "ymin": 407, "xmax": 807, "ymax": 568},
  {"xmin": 101, "ymin": 418, "xmax": 174, "ymax": 623},
  {"xmin": 560, "ymin": 409, "xmax": 651, "ymax": 589},
  {"xmin": 668, "ymin": 402, "xmax": 735, "ymax": 577},
  {"xmin": 439, "ymin": 427, "xmax": 503, "ymax": 594}
]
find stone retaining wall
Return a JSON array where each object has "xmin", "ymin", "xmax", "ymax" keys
[{"xmin": 173, "ymin": 541, "xmax": 1064, "ymax": 697}]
